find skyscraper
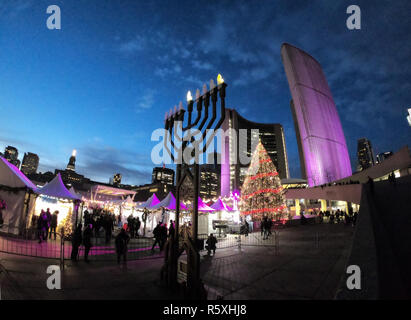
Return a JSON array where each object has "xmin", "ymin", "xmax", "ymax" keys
[
  {"xmin": 220, "ymin": 108, "xmax": 289, "ymax": 196},
  {"xmin": 4, "ymin": 146, "xmax": 20, "ymax": 168},
  {"xmin": 357, "ymin": 138, "xmax": 375, "ymax": 171},
  {"xmin": 21, "ymin": 152, "xmax": 39, "ymax": 175},
  {"xmin": 152, "ymin": 167, "xmax": 175, "ymax": 187},
  {"xmin": 110, "ymin": 173, "xmax": 122, "ymax": 186},
  {"xmin": 66, "ymin": 149, "xmax": 76, "ymax": 171},
  {"xmin": 199, "ymin": 152, "xmax": 221, "ymax": 200},
  {"xmin": 281, "ymin": 43, "xmax": 352, "ymax": 186}
]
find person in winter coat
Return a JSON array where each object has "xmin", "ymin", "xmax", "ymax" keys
[
  {"xmin": 49, "ymin": 211, "xmax": 59, "ymax": 240},
  {"xmin": 206, "ymin": 234, "xmax": 218, "ymax": 256},
  {"xmin": 115, "ymin": 228, "xmax": 130, "ymax": 264},
  {"xmin": 71, "ymin": 224, "xmax": 83, "ymax": 261},
  {"xmin": 151, "ymin": 222, "xmax": 162, "ymax": 252},
  {"xmin": 83, "ymin": 224, "xmax": 93, "ymax": 262}
]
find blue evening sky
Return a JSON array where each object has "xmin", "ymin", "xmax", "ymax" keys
[{"xmin": 1, "ymin": 0, "xmax": 410, "ymax": 185}]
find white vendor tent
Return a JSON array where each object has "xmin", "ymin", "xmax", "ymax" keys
[
  {"xmin": 37, "ymin": 173, "xmax": 81, "ymax": 200},
  {"xmin": 136, "ymin": 193, "xmax": 160, "ymax": 209},
  {"xmin": 149, "ymin": 192, "xmax": 188, "ymax": 210},
  {"xmin": 28, "ymin": 173, "xmax": 82, "ymax": 235},
  {"xmin": 0, "ymin": 156, "xmax": 37, "ymax": 234}
]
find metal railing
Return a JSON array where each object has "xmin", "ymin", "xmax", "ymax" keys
[
  {"xmin": 0, "ymin": 224, "xmax": 66, "ymax": 261},
  {"xmin": 0, "ymin": 224, "xmax": 287, "ymax": 264}
]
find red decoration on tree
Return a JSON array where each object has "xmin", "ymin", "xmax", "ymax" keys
[{"xmin": 239, "ymin": 140, "xmax": 287, "ymax": 220}]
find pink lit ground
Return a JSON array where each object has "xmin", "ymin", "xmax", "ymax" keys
[{"xmin": 1, "ymin": 223, "xmax": 354, "ymax": 300}]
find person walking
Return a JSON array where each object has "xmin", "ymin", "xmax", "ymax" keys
[
  {"xmin": 151, "ymin": 222, "xmax": 162, "ymax": 252},
  {"xmin": 49, "ymin": 211, "xmax": 58, "ymax": 240},
  {"xmin": 71, "ymin": 224, "xmax": 83, "ymax": 261},
  {"xmin": 260, "ymin": 217, "xmax": 266, "ymax": 237},
  {"xmin": 244, "ymin": 220, "xmax": 249, "ymax": 237},
  {"xmin": 115, "ymin": 228, "xmax": 130, "ymax": 264},
  {"xmin": 104, "ymin": 214, "xmax": 113, "ymax": 243},
  {"xmin": 44, "ymin": 208, "xmax": 52, "ymax": 241},
  {"xmin": 168, "ymin": 220, "xmax": 175, "ymax": 238},
  {"xmin": 37, "ymin": 210, "xmax": 46, "ymax": 243},
  {"xmin": 206, "ymin": 233, "xmax": 218, "ymax": 256},
  {"xmin": 160, "ymin": 223, "xmax": 168, "ymax": 251},
  {"xmin": 135, "ymin": 217, "xmax": 141, "ymax": 238},
  {"xmin": 127, "ymin": 214, "xmax": 134, "ymax": 238},
  {"xmin": 83, "ymin": 224, "xmax": 93, "ymax": 262}
]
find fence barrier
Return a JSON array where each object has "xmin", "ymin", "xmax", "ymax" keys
[{"xmin": 2, "ymin": 222, "xmax": 331, "ymax": 263}]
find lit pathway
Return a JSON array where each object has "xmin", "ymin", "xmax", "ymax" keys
[{"xmin": 0, "ymin": 223, "xmax": 354, "ymax": 300}]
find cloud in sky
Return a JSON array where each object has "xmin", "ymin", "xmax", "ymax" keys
[{"xmin": 135, "ymin": 90, "xmax": 156, "ymax": 113}]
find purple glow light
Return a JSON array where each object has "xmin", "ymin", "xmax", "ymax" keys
[
  {"xmin": 281, "ymin": 43, "xmax": 352, "ymax": 186},
  {"xmin": 37, "ymin": 173, "xmax": 81, "ymax": 200},
  {"xmin": 0, "ymin": 156, "xmax": 37, "ymax": 190},
  {"xmin": 210, "ymin": 198, "xmax": 232, "ymax": 211},
  {"xmin": 150, "ymin": 192, "xmax": 188, "ymax": 210}
]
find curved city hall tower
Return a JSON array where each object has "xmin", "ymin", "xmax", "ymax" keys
[{"xmin": 281, "ymin": 43, "xmax": 352, "ymax": 186}]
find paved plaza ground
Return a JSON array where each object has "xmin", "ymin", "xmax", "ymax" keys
[{"xmin": 0, "ymin": 223, "xmax": 354, "ymax": 300}]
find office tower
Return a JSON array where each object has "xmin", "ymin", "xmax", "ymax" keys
[
  {"xmin": 281, "ymin": 43, "xmax": 352, "ymax": 186},
  {"xmin": 152, "ymin": 167, "xmax": 175, "ymax": 187},
  {"xmin": 357, "ymin": 138, "xmax": 375, "ymax": 171},
  {"xmin": 21, "ymin": 152, "xmax": 39, "ymax": 175},
  {"xmin": 66, "ymin": 149, "xmax": 76, "ymax": 171},
  {"xmin": 199, "ymin": 152, "xmax": 221, "ymax": 200},
  {"xmin": 220, "ymin": 108, "xmax": 289, "ymax": 196},
  {"xmin": 111, "ymin": 173, "xmax": 122, "ymax": 186},
  {"xmin": 4, "ymin": 146, "xmax": 20, "ymax": 168}
]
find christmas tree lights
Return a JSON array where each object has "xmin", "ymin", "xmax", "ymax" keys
[{"xmin": 239, "ymin": 140, "xmax": 287, "ymax": 220}]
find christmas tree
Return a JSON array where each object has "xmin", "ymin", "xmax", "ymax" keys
[
  {"xmin": 59, "ymin": 206, "xmax": 75, "ymax": 237},
  {"xmin": 239, "ymin": 140, "xmax": 287, "ymax": 220}
]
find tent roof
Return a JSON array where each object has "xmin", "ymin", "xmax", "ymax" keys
[
  {"xmin": 37, "ymin": 173, "xmax": 81, "ymax": 200},
  {"xmin": 137, "ymin": 193, "xmax": 160, "ymax": 209},
  {"xmin": 150, "ymin": 192, "xmax": 188, "ymax": 210},
  {"xmin": 91, "ymin": 184, "xmax": 136, "ymax": 197},
  {"xmin": 210, "ymin": 198, "xmax": 232, "ymax": 211},
  {"xmin": 187, "ymin": 197, "xmax": 215, "ymax": 212},
  {"xmin": 69, "ymin": 186, "xmax": 82, "ymax": 199},
  {"xmin": 0, "ymin": 156, "xmax": 37, "ymax": 190}
]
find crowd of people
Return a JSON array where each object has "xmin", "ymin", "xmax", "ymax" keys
[
  {"xmin": 83, "ymin": 209, "xmax": 116, "ymax": 243},
  {"xmin": 31, "ymin": 208, "xmax": 59, "ymax": 243},
  {"xmin": 260, "ymin": 216, "xmax": 273, "ymax": 240},
  {"xmin": 316, "ymin": 209, "xmax": 358, "ymax": 226},
  {"xmin": 151, "ymin": 220, "xmax": 175, "ymax": 252}
]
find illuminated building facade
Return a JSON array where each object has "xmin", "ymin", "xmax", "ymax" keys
[
  {"xmin": 220, "ymin": 108, "xmax": 289, "ymax": 196},
  {"xmin": 4, "ymin": 146, "xmax": 20, "ymax": 168},
  {"xmin": 281, "ymin": 43, "xmax": 352, "ymax": 186},
  {"xmin": 131, "ymin": 167, "xmax": 176, "ymax": 201},
  {"xmin": 21, "ymin": 152, "xmax": 39, "ymax": 175},
  {"xmin": 110, "ymin": 173, "xmax": 122, "ymax": 186},
  {"xmin": 66, "ymin": 149, "xmax": 76, "ymax": 171},
  {"xmin": 152, "ymin": 167, "xmax": 174, "ymax": 186},
  {"xmin": 357, "ymin": 138, "xmax": 375, "ymax": 171},
  {"xmin": 199, "ymin": 152, "xmax": 221, "ymax": 200}
]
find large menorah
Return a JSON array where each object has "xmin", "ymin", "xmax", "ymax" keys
[{"xmin": 162, "ymin": 74, "xmax": 227, "ymax": 298}]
